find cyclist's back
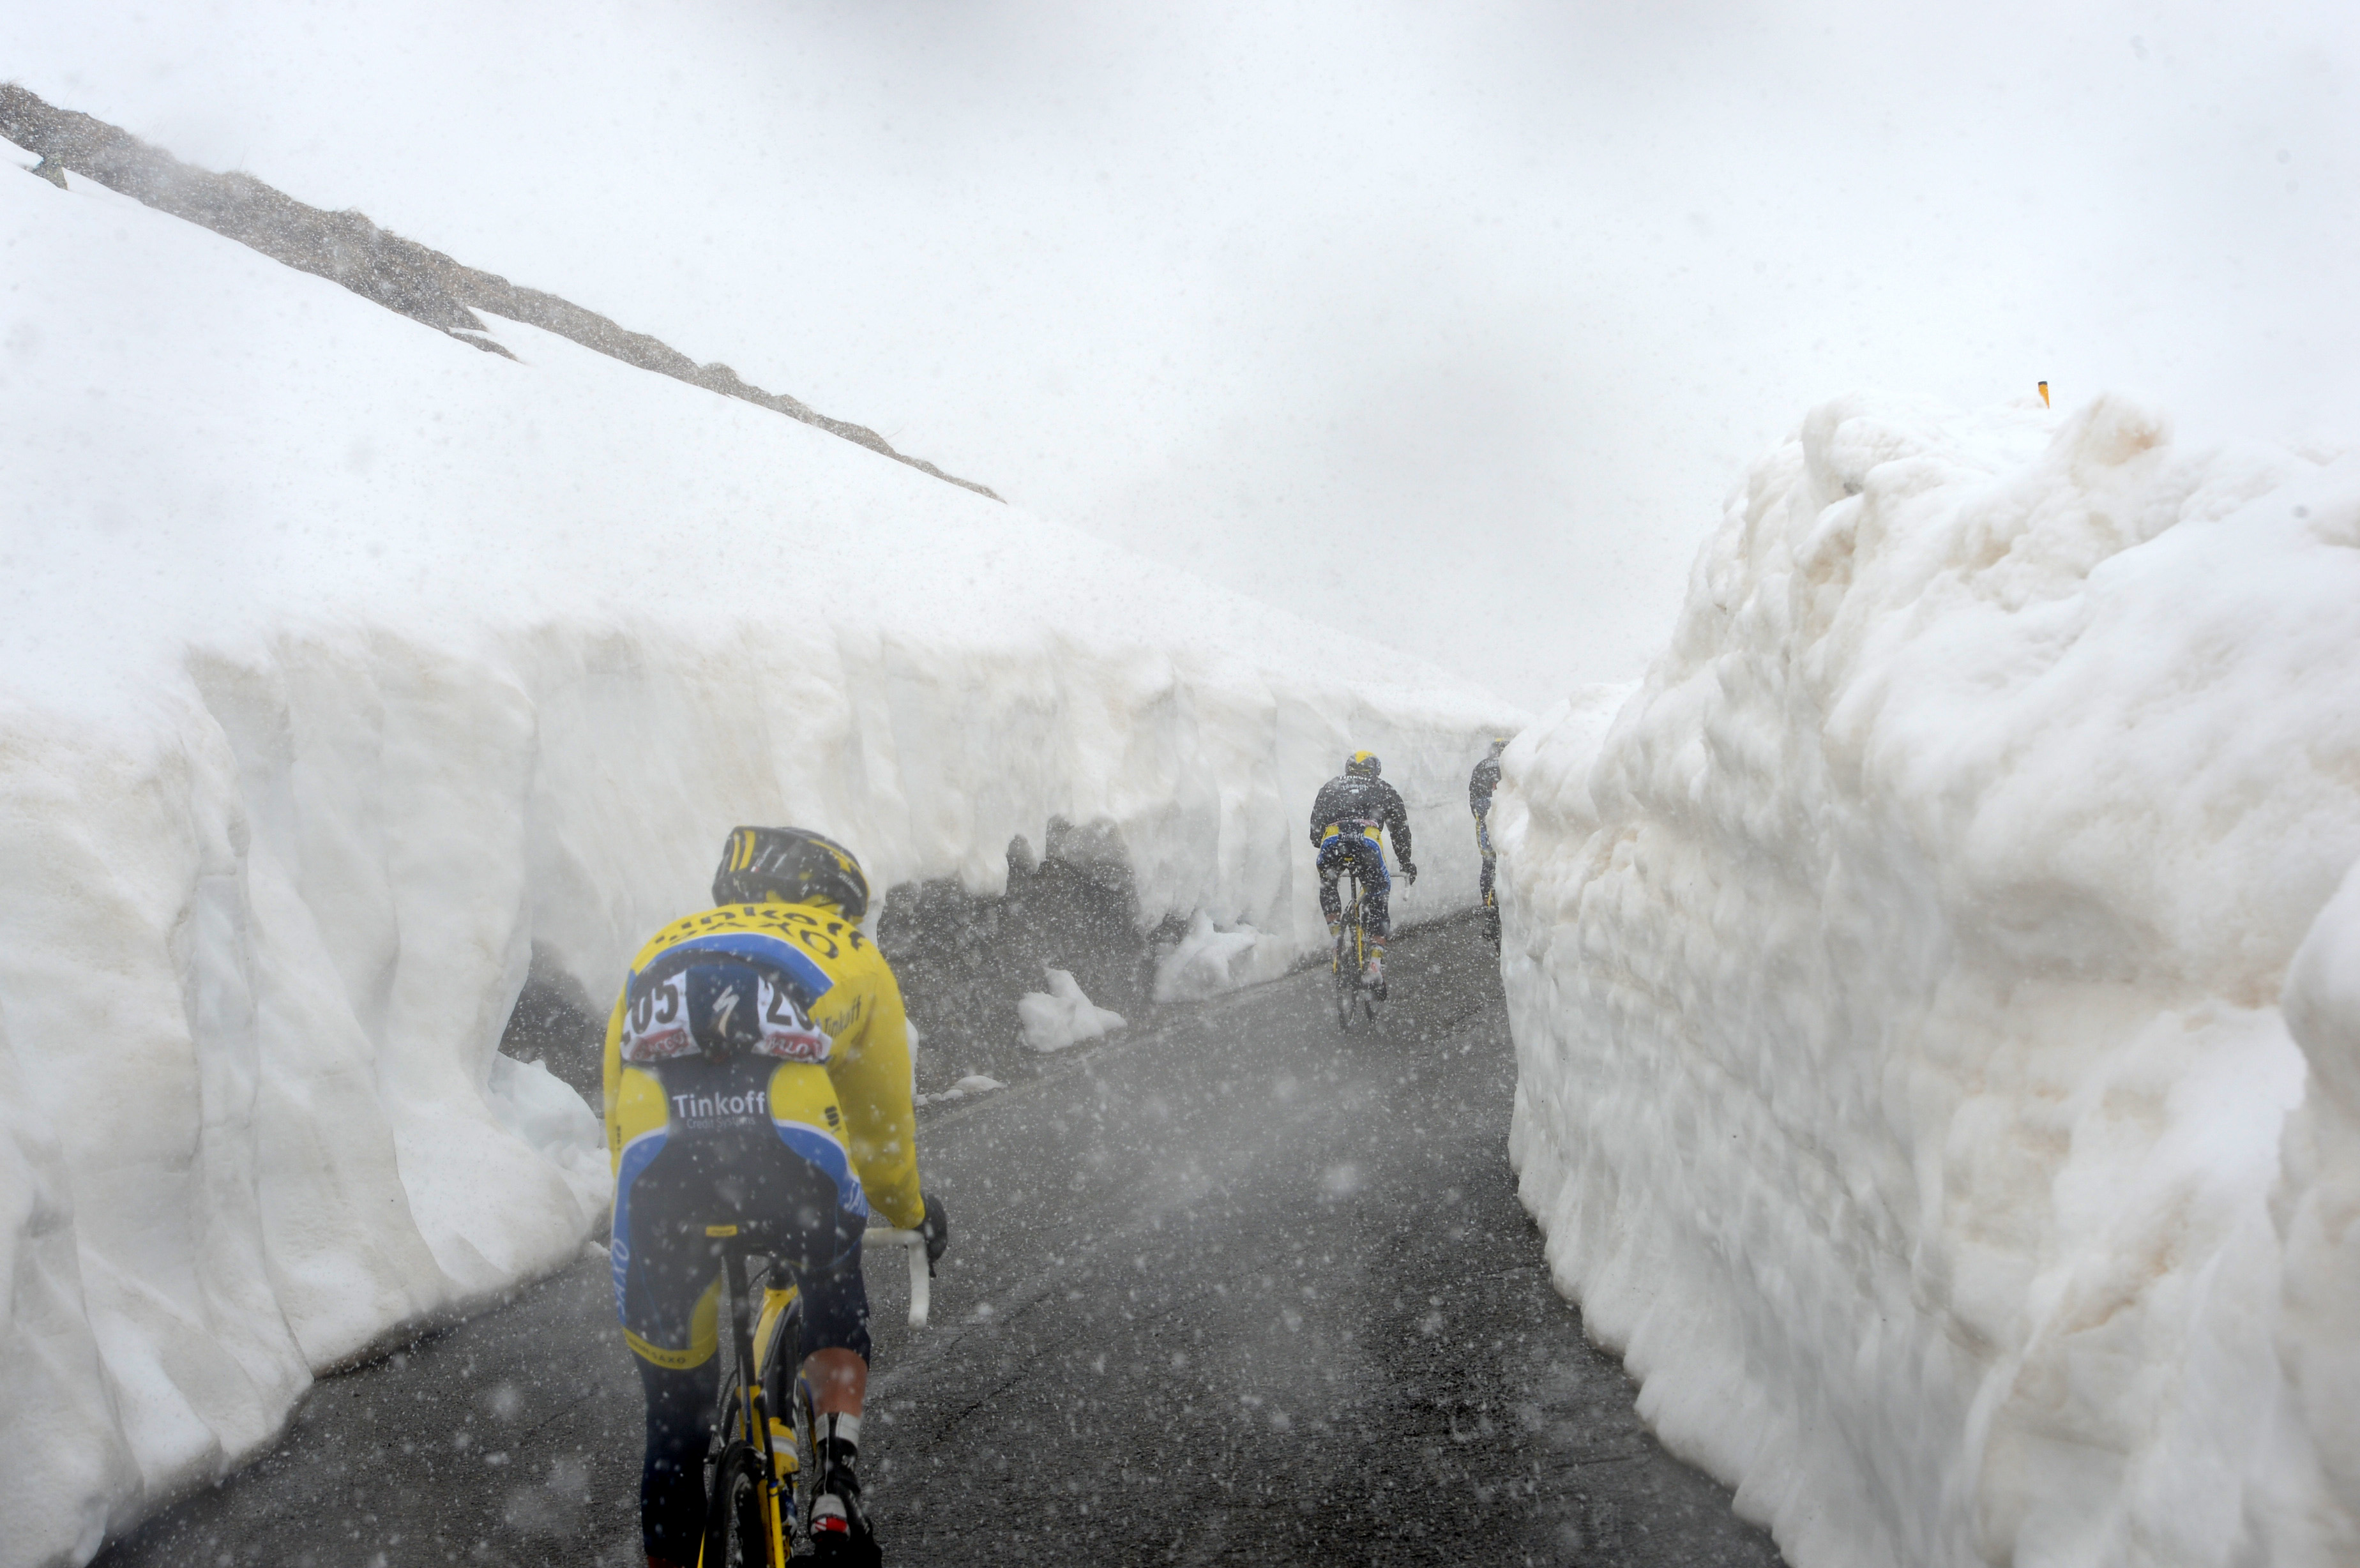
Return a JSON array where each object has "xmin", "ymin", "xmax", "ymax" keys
[
  {"xmin": 1310, "ymin": 773, "xmax": 1404, "ymax": 844},
  {"xmin": 603, "ymin": 826, "xmax": 939, "ymax": 1568},
  {"xmin": 602, "ymin": 900, "xmax": 924, "ymax": 1238}
]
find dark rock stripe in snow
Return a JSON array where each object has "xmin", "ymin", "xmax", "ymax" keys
[{"xmin": 0, "ymin": 82, "xmax": 1001, "ymax": 501}]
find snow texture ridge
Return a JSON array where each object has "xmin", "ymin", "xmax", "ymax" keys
[
  {"xmin": 1494, "ymin": 391, "xmax": 2360, "ymax": 1567},
  {"xmin": 0, "ymin": 144, "xmax": 1516, "ymax": 1565}
]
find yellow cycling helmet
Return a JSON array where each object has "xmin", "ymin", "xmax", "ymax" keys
[
  {"xmin": 713, "ymin": 825, "xmax": 870, "ymax": 918},
  {"xmin": 1345, "ymin": 750, "xmax": 1380, "ymax": 780}
]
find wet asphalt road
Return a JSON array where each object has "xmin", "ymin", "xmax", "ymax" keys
[{"xmin": 100, "ymin": 915, "xmax": 1784, "ymax": 1567}]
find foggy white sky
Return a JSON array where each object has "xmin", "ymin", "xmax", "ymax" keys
[{"xmin": 8, "ymin": 1, "xmax": 2356, "ymax": 707}]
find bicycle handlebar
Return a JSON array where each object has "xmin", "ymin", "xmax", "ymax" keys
[
  {"xmin": 863, "ymin": 1228, "xmax": 932, "ymax": 1329},
  {"xmin": 692, "ymin": 1221, "xmax": 934, "ymax": 1330}
]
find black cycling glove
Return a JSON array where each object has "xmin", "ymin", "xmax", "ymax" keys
[
  {"xmin": 1400, "ymin": 861, "xmax": 1418, "ymax": 886},
  {"xmin": 918, "ymin": 1193, "xmax": 950, "ymax": 1270}
]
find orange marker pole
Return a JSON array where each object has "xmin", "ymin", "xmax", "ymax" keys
[{"xmin": 2038, "ymin": 381, "xmax": 2050, "ymax": 407}]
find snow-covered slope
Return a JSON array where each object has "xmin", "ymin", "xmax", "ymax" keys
[
  {"xmin": 0, "ymin": 150, "xmax": 1517, "ymax": 1565},
  {"xmin": 1495, "ymin": 393, "xmax": 2360, "ymax": 1566}
]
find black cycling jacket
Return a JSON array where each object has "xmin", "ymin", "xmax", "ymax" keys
[
  {"xmin": 1469, "ymin": 755, "xmax": 1501, "ymax": 825},
  {"xmin": 1308, "ymin": 776, "xmax": 1412, "ymax": 864}
]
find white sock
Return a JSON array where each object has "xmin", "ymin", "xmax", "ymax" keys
[{"xmin": 820, "ymin": 1412, "xmax": 862, "ymax": 1454}]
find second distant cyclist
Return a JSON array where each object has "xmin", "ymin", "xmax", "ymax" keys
[{"xmin": 1309, "ymin": 750, "xmax": 1416, "ymax": 987}]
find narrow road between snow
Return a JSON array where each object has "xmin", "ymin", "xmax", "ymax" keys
[{"xmin": 101, "ymin": 916, "xmax": 1785, "ymax": 1567}]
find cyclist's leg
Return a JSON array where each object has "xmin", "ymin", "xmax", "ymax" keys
[
  {"xmin": 757, "ymin": 1068, "xmax": 882, "ymax": 1562},
  {"xmin": 794, "ymin": 1242, "xmax": 873, "ymax": 1415},
  {"xmin": 792, "ymin": 1236, "xmax": 872, "ymax": 1512},
  {"xmin": 1315, "ymin": 838, "xmax": 1346, "ymax": 936},
  {"xmin": 635, "ymin": 1352, "xmax": 718, "ymax": 1566},
  {"xmin": 780, "ymin": 1239, "xmax": 875, "ymax": 1557},
  {"xmin": 615, "ymin": 1161, "xmax": 726, "ymax": 1566},
  {"xmin": 1357, "ymin": 838, "xmax": 1391, "ymax": 936}
]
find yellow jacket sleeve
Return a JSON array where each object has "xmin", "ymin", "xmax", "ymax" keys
[{"xmin": 818, "ymin": 947, "xmax": 925, "ymax": 1230}]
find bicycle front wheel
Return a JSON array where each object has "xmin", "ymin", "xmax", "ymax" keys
[{"xmin": 705, "ymin": 1441, "xmax": 775, "ymax": 1567}]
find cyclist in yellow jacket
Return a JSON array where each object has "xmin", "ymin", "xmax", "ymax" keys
[{"xmin": 605, "ymin": 826, "xmax": 944, "ymax": 1568}]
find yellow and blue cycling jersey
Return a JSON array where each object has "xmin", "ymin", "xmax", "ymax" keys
[
  {"xmin": 603, "ymin": 898, "xmax": 924, "ymax": 1227},
  {"xmin": 601, "ymin": 898, "xmax": 922, "ymax": 1374}
]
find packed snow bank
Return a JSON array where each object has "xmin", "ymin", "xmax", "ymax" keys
[
  {"xmin": 1495, "ymin": 391, "xmax": 2360, "ymax": 1567},
  {"xmin": 0, "ymin": 149, "xmax": 1516, "ymax": 1564},
  {"xmin": 1152, "ymin": 910, "xmax": 1287, "ymax": 1002},
  {"xmin": 1017, "ymin": 971, "xmax": 1130, "ymax": 1053},
  {"xmin": 2277, "ymin": 861, "xmax": 2360, "ymax": 1551}
]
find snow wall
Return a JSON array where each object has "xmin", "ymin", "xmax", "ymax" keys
[
  {"xmin": 0, "ymin": 149, "xmax": 1518, "ymax": 1564},
  {"xmin": 1494, "ymin": 392, "xmax": 2360, "ymax": 1567}
]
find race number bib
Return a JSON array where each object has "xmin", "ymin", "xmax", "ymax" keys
[{"xmin": 621, "ymin": 962, "xmax": 831, "ymax": 1064}]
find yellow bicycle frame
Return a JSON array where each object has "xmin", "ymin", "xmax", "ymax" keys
[
  {"xmin": 1335, "ymin": 873, "xmax": 1373, "ymax": 974},
  {"xmin": 695, "ymin": 1225, "xmax": 798, "ymax": 1567},
  {"xmin": 749, "ymin": 1280, "xmax": 801, "ymax": 1562}
]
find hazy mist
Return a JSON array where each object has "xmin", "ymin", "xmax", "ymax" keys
[{"xmin": 10, "ymin": 0, "xmax": 2354, "ymax": 706}]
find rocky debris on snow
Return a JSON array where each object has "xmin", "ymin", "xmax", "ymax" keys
[{"xmin": 0, "ymin": 82, "xmax": 999, "ymax": 499}]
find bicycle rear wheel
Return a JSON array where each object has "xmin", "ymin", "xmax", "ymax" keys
[
  {"xmin": 1350, "ymin": 875, "xmax": 1383, "ymax": 1030},
  {"xmin": 755, "ymin": 1285, "xmax": 817, "ymax": 1550},
  {"xmin": 1333, "ymin": 872, "xmax": 1359, "ymax": 1032},
  {"xmin": 1333, "ymin": 930, "xmax": 1356, "ymax": 1030},
  {"xmin": 794, "ymin": 1373, "xmax": 821, "ymax": 1553},
  {"xmin": 705, "ymin": 1440, "xmax": 774, "ymax": 1566}
]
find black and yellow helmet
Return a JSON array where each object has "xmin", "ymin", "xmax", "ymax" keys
[
  {"xmin": 1345, "ymin": 750, "xmax": 1381, "ymax": 780},
  {"xmin": 713, "ymin": 825, "xmax": 870, "ymax": 918}
]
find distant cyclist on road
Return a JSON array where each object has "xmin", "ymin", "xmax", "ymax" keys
[
  {"xmin": 1308, "ymin": 750, "xmax": 1416, "ymax": 988},
  {"xmin": 1469, "ymin": 737, "xmax": 1509, "ymax": 951},
  {"xmin": 603, "ymin": 826, "xmax": 949, "ymax": 1568}
]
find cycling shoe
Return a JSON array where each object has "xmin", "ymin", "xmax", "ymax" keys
[{"xmin": 808, "ymin": 1475, "xmax": 882, "ymax": 1566}]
